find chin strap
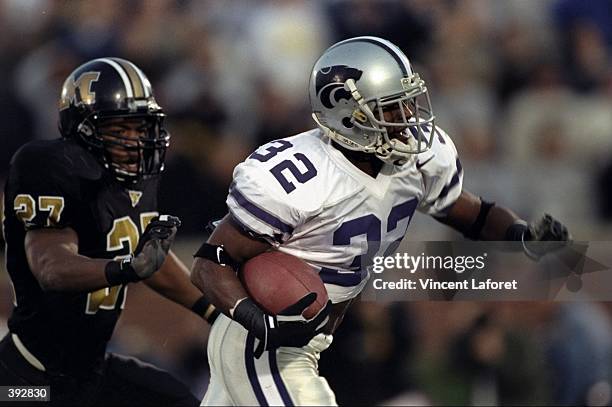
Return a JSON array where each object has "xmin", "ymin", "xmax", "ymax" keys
[
  {"xmin": 311, "ymin": 113, "xmax": 334, "ymax": 139},
  {"xmin": 346, "ymin": 79, "xmax": 374, "ymax": 119}
]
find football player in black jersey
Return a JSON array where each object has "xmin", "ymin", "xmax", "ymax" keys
[{"xmin": 0, "ymin": 58, "xmax": 217, "ymax": 406}]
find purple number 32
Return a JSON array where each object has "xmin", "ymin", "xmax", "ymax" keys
[{"xmin": 250, "ymin": 140, "xmax": 317, "ymax": 193}]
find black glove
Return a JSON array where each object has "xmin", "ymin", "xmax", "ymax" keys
[
  {"xmin": 105, "ymin": 215, "xmax": 181, "ymax": 285},
  {"xmin": 233, "ymin": 293, "xmax": 331, "ymax": 358},
  {"xmin": 522, "ymin": 214, "xmax": 571, "ymax": 260}
]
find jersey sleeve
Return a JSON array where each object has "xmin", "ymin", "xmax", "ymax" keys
[
  {"xmin": 5, "ymin": 144, "xmax": 78, "ymax": 230},
  {"xmin": 417, "ymin": 127, "xmax": 464, "ymax": 217},
  {"xmin": 226, "ymin": 159, "xmax": 303, "ymax": 246}
]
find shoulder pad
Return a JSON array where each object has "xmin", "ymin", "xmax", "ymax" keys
[{"xmin": 11, "ymin": 139, "xmax": 103, "ymax": 182}]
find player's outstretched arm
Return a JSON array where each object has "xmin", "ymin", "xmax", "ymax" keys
[
  {"xmin": 436, "ymin": 190, "xmax": 520, "ymax": 240},
  {"xmin": 436, "ymin": 190, "xmax": 571, "ymax": 257},
  {"xmin": 144, "ymin": 250, "xmax": 220, "ymax": 323},
  {"xmin": 26, "ymin": 227, "xmax": 111, "ymax": 291},
  {"xmin": 25, "ymin": 215, "xmax": 179, "ymax": 292}
]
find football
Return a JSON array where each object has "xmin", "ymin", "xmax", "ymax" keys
[{"xmin": 239, "ymin": 251, "xmax": 328, "ymax": 319}]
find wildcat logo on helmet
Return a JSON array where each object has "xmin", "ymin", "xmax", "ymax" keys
[
  {"xmin": 59, "ymin": 71, "xmax": 101, "ymax": 111},
  {"xmin": 315, "ymin": 65, "xmax": 363, "ymax": 109}
]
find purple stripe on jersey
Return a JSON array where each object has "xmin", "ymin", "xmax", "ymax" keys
[
  {"xmin": 387, "ymin": 198, "xmax": 418, "ymax": 232},
  {"xmin": 229, "ymin": 213, "xmax": 284, "ymax": 244},
  {"xmin": 269, "ymin": 349, "xmax": 294, "ymax": 406},
  {"xmin": 434, "ymin": 157, "xmax": 463, "ymax": 202},
  {"xmin": 319, "ymin": 267, "xmax": 367, "ymax": 287},
  {"xmin": 245, "ymin": 334, "xmax": 269, "ymax": 406},
  {"xmin": 229, "ymin": 186, "xmax": 294, "ymax": 234}
]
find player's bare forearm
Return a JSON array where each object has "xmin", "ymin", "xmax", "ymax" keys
[
  {"xmin": 144, "ymin": 250, "xmax": 203, "ymax": 310},
  {"xmin": 479, "ymin": 205, "xmax": 521, "ymax": 240},
  {"xmin": 191, "ymin": 257, "xmax": 249, "ymax": 316},
  {"xmin": 25, "ymin": 228, "xmax": 111, "ymax": 291},
  {"xmin": 438, "ymin": 190, "xmax": 521, "ymax": 240},
  {"xmin": 26, "ymin": 217, "xmax": 179, "ymax": 292},
  {"xmin": 190, "ymin": 214, "xmax": 271, "ymax": 316},
  {"xmin": 438, "ymin": 189, "xmax": 571, "ymax": 262}
]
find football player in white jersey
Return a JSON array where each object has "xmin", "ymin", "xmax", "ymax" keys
[{"xmin": 190, "ymin": 36, "xmax": 570, "ymax": 406}]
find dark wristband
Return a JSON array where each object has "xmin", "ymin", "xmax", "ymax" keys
[
  {"xmin": 232, "ymin": 298, "xmax": 265, "ymax": 339},
  {"xmin": 505, "ymin": 222, "xmax": 529, "ymax": 241},
  {"xmin": 464, "ymin": 199, "xmax": 495, "ymax": 240},
  {"xmin": 104, "ymin": 258, "xmax": 140, "ymax": 286},
  {"xmin": 193, "ymin": 243, "xmax": 240, "ymax": 270},
  {"xmin": 191, "ymin": 296, "xmax": 220, "ymax": 323}
]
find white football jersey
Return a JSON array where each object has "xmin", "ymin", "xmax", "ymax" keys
[{"xmin": 227, "ymin": 128, "xmax": 463, "ymax": 303}]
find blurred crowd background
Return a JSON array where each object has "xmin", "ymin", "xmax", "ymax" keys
[{"xmin": 1, "ymin": 0, "xmax": 612, "ymax": 405}]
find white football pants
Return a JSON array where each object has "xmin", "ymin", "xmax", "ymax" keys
[{"xmin": 201, "ymin": 314, "xmax": 337, "ymax": 406}]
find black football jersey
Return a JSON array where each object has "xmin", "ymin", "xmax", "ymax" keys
[{"xmin": 3, "ymin": 138, "xmax": 160, "ymax": 376}]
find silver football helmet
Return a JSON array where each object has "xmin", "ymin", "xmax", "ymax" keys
[{"xmin": 309, "ymin": 36, "xmax": 436, "ymax": 163}]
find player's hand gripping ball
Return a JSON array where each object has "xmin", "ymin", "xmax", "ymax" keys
[{"xmin": 240, "ymin": 251, "xmax": 328, "ymax": 318}]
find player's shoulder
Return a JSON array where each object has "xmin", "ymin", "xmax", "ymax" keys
[
  {"xmin": 11, "ymin": 138, "xmax": 103, "ymax": 182},
  {"xmin": 246, "ymin": 129, "xmax": 329, "ymax": 166},
  {"xmin": 232, "ymin": 129, "xmax": 353, "ymax": 213},
  {"xmin": 414, "ymin": 125, "xmax": 461, "ymax": 176}
]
